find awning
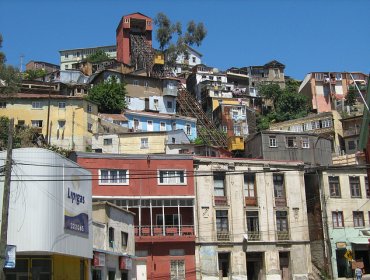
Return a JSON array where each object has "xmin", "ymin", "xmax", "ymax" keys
[{"xmin": 349, "ymin": 238, "xmax": 369, "ymax": 245}]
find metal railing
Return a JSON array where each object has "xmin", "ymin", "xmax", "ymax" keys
[
  {"xmin": 276, "ymin": 231, "xmax": 289, "ymax": 241},
  {"xmin": 135, "ymin": 225, "xmax": 195, "ymax": 237}
]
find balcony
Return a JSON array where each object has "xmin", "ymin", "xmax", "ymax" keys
[
  {"xmin": 276, "ymin": 231, "xmax": 289, "ymax": 241},
  {"xmin": 349, "ymin": 84, "xmax": 367, "ymax": 91},
  {"xmin": 274, "ymin": 197, "xmax": 287, "ymax": 207},
  {"xmin": 245, "ymin": 197, "xmax": 258, "ymax": 206},
  {"xmin": 217, "ymin": 231, "xmax": 230, "ymax": 241},
  {"xmin": 247, "ymin": 231, "xmax": 260, "ymax": 241},
  {"xmin": 134, "ymin": 225, "xmax": 195, "ymax": 241},
  {"xmin": 343, "ymin": 127, "xmax": 361, "ymax": 137},
  {"xmin": 214, "ymin": 196, "xmax": 228, "ymax": 206}
]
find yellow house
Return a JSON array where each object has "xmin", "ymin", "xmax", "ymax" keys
[{"xmin": 0, "ymin": 93, "xmax": 98, "ymax": 151}]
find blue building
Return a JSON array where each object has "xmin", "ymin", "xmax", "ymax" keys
[{"xmin": 124, "ymin": 110, "xmax": 197, "ymax": 141}]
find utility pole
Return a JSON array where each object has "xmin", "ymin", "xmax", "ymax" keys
[
  {"xmin": 45, "ymin": 81, "xmax": 52, "ymax": 145},
  {"xmin": 0, "ymin": 118, "xmax": 14, "ymax": 279}
]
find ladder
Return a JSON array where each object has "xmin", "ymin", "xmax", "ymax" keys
[{"xmin": 177, "ymin": 85, "xmax": 228, "ymax": 147}]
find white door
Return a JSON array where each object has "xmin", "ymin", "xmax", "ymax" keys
[
  {"xmin": 136, "ymin": 260, "xmax": 147, "ymax": 280},
  {"xmin": 147, "ymin": 120, "xmax": 153, "ymax": 132}
]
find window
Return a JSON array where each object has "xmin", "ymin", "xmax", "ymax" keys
[
  {"xmin": 233, "ymin": 125, "xmax": 241, "ymax": 136},
  {"xmin": 121, "ymin": 231, "xmax": 128, "ymax": 248},
  {"xmin": 214, "ymin": 173, "xmax": 226, "ymax": 196},
  {"xmin": 274, "ymin": 69, "xmax": 280, "ymax": 78},
  {"xmin": 124, "ymin": 18, "xmax": 129, "ymax": 23},
  {"xmin": 170, "ymin": 260, "xmax": 185, "ymax": 280},
  {"xmin": 167, "ymin": 101, "xmax": 173, "ymax": 109},
  {"xmin": 348, "ymin": 140, "xmax": 356, "ymax": 150},
  {"xmin": 321, "ymin": 119, "xmax": 332, "ymax": 128},
  {"xmin": 100, "ymin": 169, "xmax": 128, "ymax": 184},
  {"xmin": 353, "ymin": 211, "xmax": 364, "ymax": 227},
  {"xmin": 109, "ymin": 227, "xmax": 114, "ymax": 248},
  {"xmin": 87, "ymin": 104, "xmax": 92, "ymax": 113},
  {"xmin": 133, "ymin": 80, "xmax": 139, "ymax": 86},
  {"xmin": 133, "ymin": 119, "xmax": 139, "ymax": 131},
  {"xmin": 32, "ymin": 101, "xmax": 42, "ymax": 109},
  {"xmin": 160, "ymin": 122, "xmax": 166, "ymax": 131},
  {"xmin": 31, "ymin": 120, "xmax": 43, "ymax": 127},
  {"xmin": 192, "ymin": 57, "xmax": 196, "ymax": 63},
  {"xmin": 65, "ymin": 65, "xmax": 69, "ymax": 69},
  {"xmin": 108, "ymin": 271, "xmax": 115, "ymax": 280},
  {"xmin": 350, "ymin": 176, "xmax": 361, "ymax": 198},
  {"xmin": 156, "ymin": 214, "xmax": 180, "ymax": 226},
  {"xmin": 286, "ymin": 136, "xmax": 297, "ymax": 148},
  {"xmin": 172, "ymin": 122, "xmax": 176, "ymax": 130},
  {"xmin": 141, "ymin": 138, "xmax": 148, "ymax": 149},
  {"xmin": 0, "ymin": 102, "xmax": 7, "ymax": 108},
  {"xmin": 159, "ymin": 170, "xmax": 185, "ymax": 185},
  {"xmin": 311, "ymin": 121, "xmax": 320, "ymax": 129},
  {"xmin": 269, "ymin": 136, "xmax": 277, "ymax": 147},
  {"xmin": 87, "ymin": 123, "xmax": 93, "ymax": 132},
  {"xmin": 336, "ymin": 73, "xmax": 342, "ymax": 80},
  {"xmin": 58, "ymin": 102, "xmax": 66, "ymax": 109},
  {"xmin": 144, "ymin": 81, "xmax": 149, "ymax": 88},
  {"xmin": 186, "ymin": 124, "xmax": 191, "ymax": 135},
  {"xmin": 366, "ymin": 177, "xmax": 369, "ymax": 198},
  {"xmin": 147, "ymin": 120, "xmax": 153, "ymax": 131},
  {"xmin": 246, "ymin": 211, "xmax": 259, "ymax": 234},
  {"xmin": 273, "ymin": 174, "xmax": 285, "ymax": 198},
  {"xmin": 216, "ymin": 210, "xmax": 229, "ymax": 232},
  {"xmin": 301, "ymin": 137, "xmax": 309, "ymax": 148},
  {"xmin": 332, "ymin": 211, "xmax": 344, "ymax": 228},
  {"xmin": 329, "ymin": 176, "xmax": 341, "ymax": 197},
  {"xmin": 244, "ymin": 173, "xmax": 256, "ymax": 198},
  {"xmin": 58, "ymin": 120, "xmax": 66, "ymax": 129},
  {"xmin": 103, "ymin": 138, "xmax": 113, "ymax": 146},
  {"xmin": 276, "ymin": 211, "xmax": 288, "ymax": 231},
  {"xmin": 154, "ymin": 99, "xmax": 159, "ymax": 110}
]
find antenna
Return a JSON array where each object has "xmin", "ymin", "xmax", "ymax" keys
[{"xmin": 19, "ymin": 54, "xmax": 24, "ymax": 72}]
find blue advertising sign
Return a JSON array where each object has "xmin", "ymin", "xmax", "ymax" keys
[{"xmin": 64, "ymin": 174, "xmax": 89, "ymax": 235}]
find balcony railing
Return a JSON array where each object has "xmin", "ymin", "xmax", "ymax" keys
[
  {"xmin": 275, "ymin": 197, "xmax": 287, "ymax": 207},
  {"xmin": 247, "ymin": 231, "xmax": 260, "ymax": 241},
  {"xmin": 343, "ymin": 127, "xmax": 361, "ymax": 137},
  {"xmin": 276, "ymin": 231, "xmax": 289, "ymax": 241},
  {"xmin": 214, "ymin": 196, "xmax": 228, "ymax": 206},
  {"xmin": 217, "ymin": 231, "xmax": 230, "ymax": 241},
  {"xmin": 245, "ymin": 197, "xmax": 258, "ymax": 206},
  {"xmin": 135, "ymin": 225, "xmax": 195, "ymax": 237}
]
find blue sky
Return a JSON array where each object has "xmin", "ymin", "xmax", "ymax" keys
[{"xmin": 1, "ymin": 0, "xmax": 369, "ymax": 80}]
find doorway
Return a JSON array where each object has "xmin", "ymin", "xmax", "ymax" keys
[
  {"xmin": 246, "ymin": 252, "xmax": 263, "ymax": 280},
  {"xmin": 279, "ymin": 251, "xmax": 290, "ymax": 280},
  {"xmin": 218, "ymin": 252, "xmax": 230, "ymax": 279}
]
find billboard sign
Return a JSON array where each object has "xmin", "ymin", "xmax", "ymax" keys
[{"xmin": 64, "ymin": 173, "xmax": 89, "ymax": 235}]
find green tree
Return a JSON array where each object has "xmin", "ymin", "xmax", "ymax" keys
[
  {"xmin": 256, "ymin": 79, "xmax": 309, "ymax": 131},
  {"xmin": 0, "ymin": 34, "xmax": 21, "ymax": 94},
  {"xmin": 154, "ymin": 13, "xmax": 207, "ymax": 69},
  {"xmin": 23, "ymin": 69, "xmax": 47, "ymax": 80},
  {"xmin": 87, "ymin": 76, "xmax": 127, "ymax": 113},
  {"xmin": 85, "ymin": 50, "xmax": 110, "ymax": 63}
]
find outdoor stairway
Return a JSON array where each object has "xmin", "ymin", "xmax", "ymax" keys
[{"xmin": 177, "ymin": 85, "xmax": 228, "ymax": 148}]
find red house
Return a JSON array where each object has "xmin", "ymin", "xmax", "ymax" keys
[
  {"xmin": 116, "ymin": 12, "xmax": 153, "ymax": 65},
  {"xmin": 72, "ymin": 153, "xmax": 196, "ymax": 280}
]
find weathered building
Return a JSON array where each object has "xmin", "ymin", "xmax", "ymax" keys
[
  {"xmin": 305, "ymin": 166, "xmax": 369, "ymax": 279},
  {"xmin": 299, "ymin": 72, "xmax": 368, "ymax": 114},
  {"xmin": 59, "ymin": 45, "xmax": 116, "ymax": 71},
  {"xmin": 245, "ymin": 131, "xmax": 333, "ymax": 166},
  {"xmin": 73, "ymin": 153, "xmax": 197, "ymax": 280},
  {"xmin": 194, "ymin": 157, "xmax": 311, "ymax": 280},
  {"xmin": 26, "ymin": 60, "xmax": 60, "ymax": 73},
  {"xmin": 92, "ymin": 201, "xmax": 135, "ymax": 279},
  {"xmin": 269, "ymin": 111, "xmax": 344, "ymax": 155}
]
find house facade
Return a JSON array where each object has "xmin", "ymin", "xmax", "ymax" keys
[
  {"xmin": 193, "ymin": 157, "xmax": 311, "ymax": 280},
  {"xmin": 26, "ymin": 60, "xmax": 60, "ymax": 73},
  {"xmin": 123, "ymin": 110, "xmax": 197, "ymax": 141},
  {"xmin": 269, "ymin": 111, "xmax": 344, "ymax": 155},
  {"xmin": 59, "ymin": 45, "xmax": 117, "ymax": 70},
  {"xmin": 0, "ymin": 92, "xmax": 99, "ymax": 151},
  {"xmin": 305, "ymin": 166, "xmax": 369, "ymax": 279},
  {"xmin": 1, "ymin": 148, "xmax": 93, "ymax": 279},
  {"xmin": 175, "ymin": 45, "xmax": 202, "ymax": 77},
  {"xmin": 299, "ymin": 72, "xmax": 368, "ymax": 114},
  {"xmin": 245, "ymin": 131, "xmax": 333, "ymax": 166},
  {"xmin": 72, "ymin": 153, "xmax": 197, "ymax": 280},
  {"xmin": 92, "ymin": 129, "xmax": 191, "ymax": 154},
  {"xmin": 92, "ymin": 201, "xmax": 135, "ymax": 280}
]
